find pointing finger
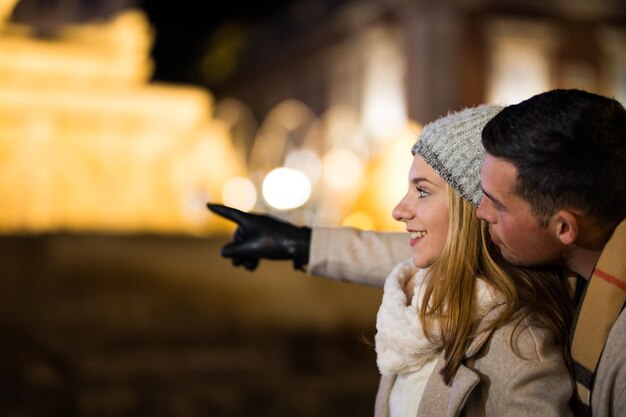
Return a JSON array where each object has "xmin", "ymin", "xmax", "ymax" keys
[{"xmin": 207, "ymin": 203, "xmax": 251, "ymax": 226}]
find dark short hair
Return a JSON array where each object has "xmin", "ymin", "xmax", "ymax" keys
[{"xmin": 482, "ymin": 89, "xmax": 626, "ymax": 227}]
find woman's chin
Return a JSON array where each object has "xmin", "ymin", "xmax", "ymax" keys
[{"xmin": 412, "ymin": 255, "xmax": 435, "ymax": 269}]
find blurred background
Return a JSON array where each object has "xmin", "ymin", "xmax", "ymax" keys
[{"xmin": 0, "ymin": 0, "xmax": 625, "ymax": 415}]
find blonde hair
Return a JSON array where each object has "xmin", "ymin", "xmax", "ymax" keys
[{"xmin": 419, "ymin": 186, "xmax": 574, "ymax": 384}]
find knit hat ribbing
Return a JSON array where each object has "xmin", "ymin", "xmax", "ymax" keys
[{"xmin": 411, "ymin": 104, "xmax": 503, "ymax": 207}]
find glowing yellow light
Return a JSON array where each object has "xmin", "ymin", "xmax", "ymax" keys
[
  {"xmin": 361, "ymin": 28, "xmax": 407, "ymax": 142},
  {"xmin": 485, "ymin": 21, "xmax": 553, "ymax": 105},
  {"xmin": 359, "ymin": 120, "xmax": 420, "ymax": 231},
  {"xmin": 341, "ymin": 211, "xmax": 376, "ymax": 230},
  {"xmin": 322, "ymin": 105, "xmax": 364, "ymax": 152},
  {"xmin": 285, "ymin": 149, "xmax": 322, "ymax": 183},
  {"xmin": 262, "ymin": 167, "xmax": 311, "ymax": 210},
  {"xmin": 0, "ymin": 8, "xmax": 245, "ymax": 236},
  {"xmin": 321, "ymin": 148, "xmax": 364, "ymax": 191},
  {"xmin": 0, "ymin": 10, "xmax": 154, "ymax": 88},
  {"xmin": 272, "ymin": 99, "xmax": 310, "ymax": 130},
  {"xmin": 222, "ymin": 176, "xmax": 257, "ymax": 212},
  {"xmin": 0, "ymin": 0, "xmax": 19, "ymax": 26}
]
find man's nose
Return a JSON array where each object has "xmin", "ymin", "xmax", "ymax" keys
[{"xmin": 476, "ymin": 197, "xmax": 494, "ymax": 223}]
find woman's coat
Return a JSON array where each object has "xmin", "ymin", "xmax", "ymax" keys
[{"xmin": 309, "ymin": 227, "xmax": 574, "ymax": 417}]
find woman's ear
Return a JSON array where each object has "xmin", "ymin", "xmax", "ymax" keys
[{"xmin": 554, "ymin": 210, "xmax": 578, "ymax": 245}]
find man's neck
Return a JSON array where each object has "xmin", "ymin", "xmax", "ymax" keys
[
  {"xmin": 564, "ymin": 247, "xmax": 602, "ymax": 279},
  {"xmin": 565, "ymin": 217, "xmax": 616, "ymax": 279}
]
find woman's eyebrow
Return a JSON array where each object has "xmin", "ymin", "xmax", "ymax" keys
[{"xmin": 411, "ymin": 177, "xmax": 434, "ymax": 186}]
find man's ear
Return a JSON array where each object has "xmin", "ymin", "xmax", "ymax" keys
[{"xmin": 554, "ymin": 210, "xmax": 578, "ymax": 245}]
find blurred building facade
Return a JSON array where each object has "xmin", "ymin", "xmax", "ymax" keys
[
  {"xmin": 1, "ymin": 1, "xmax": 625, "ymax": 416},
  {"xmin": 0, "ymin": 0, "xmax": 245, "ymax": 235},
  {"xmin": 195, "ymin": 0, "xmax": 626, "ymax": 229},
  {"xmin": 213, "ymin": 0, "xmax": 626, "ymax": 125},
  {"xmin": 2, "ymin": 0, "xmax": 625, "ymax": 234}
]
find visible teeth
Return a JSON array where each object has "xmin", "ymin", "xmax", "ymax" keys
[{"xmin": 411, "ymin": 231, "xmax": 426, "ymax": 239}]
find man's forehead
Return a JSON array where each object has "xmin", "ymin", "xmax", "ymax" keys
[{"xmin": 481, "ymin": 154, "xmax": 518, "ymax": 195}]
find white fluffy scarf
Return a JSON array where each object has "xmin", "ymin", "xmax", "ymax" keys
[{"xmin": 375, "ymin": 258, "xmax": 499, "ymax": 376}]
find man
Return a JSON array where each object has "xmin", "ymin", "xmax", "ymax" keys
[
  {"xmin": 208, "ymin": 89, "xmax": 626, "ymax": 417},
  {"xmin": 476, "ymin": 90, "xmax": 626, "ymax": 417}
]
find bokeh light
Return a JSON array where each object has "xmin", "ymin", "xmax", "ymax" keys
[
  {"xmin": 272, "ymin": 99, "xmax": 310, "ymax": 130},
  {"xmin": 361, "ymin": 120, "xmax": 420, "ymax": 231},
  {"xmin": 361, "ymin": 27, "xmax": 407, "ymax": 142},
  {"xmin": 341, "ymin": 211, "xmax": 376, "ymax": 230},
  {"xmin": 222, "ymin": 176, "xmax": 257, "ymax": 212},
  {"xmin": 262, "ymin": 167, "xmax": 311, "ymax": 210},
  {"xmin": 285, "ymin": 148, "xmax": 322, "ymax": 184},
  {"xmin": 321, "ymin": 148, "xmax": 364, "ymax": 191}
]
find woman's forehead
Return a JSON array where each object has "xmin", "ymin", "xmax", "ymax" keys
[{"xmin": 409, "ymin": 154, "xmax": 445, "ymax": 185}]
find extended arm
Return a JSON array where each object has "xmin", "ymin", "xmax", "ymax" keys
[
  {"xmin": 208, "ymin": 203, "xmax": 411, "ymax": 287},
  {"xmin": 309, "ymin": 227, "xmax": 410, "ymax": 287},
  {"xmin": 207, "ymin": 203, "xmax": 311, "ymax": 271}
]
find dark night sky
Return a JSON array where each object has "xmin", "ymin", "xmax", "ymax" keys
[
  {"xmin": 140, "ymin": 0, "xmax": 295, "ymax": 86},
  {"xmin": 9, "ymin": 0, "xmax": 324, "ymax": 88}
]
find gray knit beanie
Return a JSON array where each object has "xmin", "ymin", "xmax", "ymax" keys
[{"xmin": 411, "ymin": 104, "xmax": 503, "ymax": 207}]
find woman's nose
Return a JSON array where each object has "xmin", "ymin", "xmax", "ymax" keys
[{"xmin": 392, "ymin": 195, "xmax": 411, "ymax": 222}]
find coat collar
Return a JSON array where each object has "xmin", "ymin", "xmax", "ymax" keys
[
  {"xmin": 417, "ymin": 304, "xmax": 506, "ymax": 417},
  {"xmin": 375, "ymin": 303, "xmax": 506, "ymax": 417},
  {"xmin": 464, "ymin": 303, "xmax": 506, "ymax": 358},
  {"xmin": 414, "ymin": 355, "xmax": 481, "ymax": 417}
]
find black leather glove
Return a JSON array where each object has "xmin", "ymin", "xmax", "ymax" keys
[{"xmin": 207, "ymin": 203, "xmax": 312, "ymax": 271}]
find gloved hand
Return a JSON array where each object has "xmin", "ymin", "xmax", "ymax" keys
[{"xmin": 207, "ymin": 203, "xmax": 312, "ymax": 271}]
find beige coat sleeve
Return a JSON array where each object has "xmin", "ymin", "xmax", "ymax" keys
[
  {"xmin": 473, "ymin": 318, "xmax": 574, "ymax": 417},
  {"xmin": 308, "ymin": 226, "xmax": 411, "ymax": 287},
  {"xmin": 591, "ymin": 309, "xmax": 626, "ymax": 417}
]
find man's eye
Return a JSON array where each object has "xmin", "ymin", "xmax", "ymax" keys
[{"xmin": 491, "ymin": 199, "xmax": 503, "ymax": 211}]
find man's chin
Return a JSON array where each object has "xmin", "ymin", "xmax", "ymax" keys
[
  {"xmin": 499, "ymin": 249, "xmax": 551, "ymax": 268},
  {"xmin": 491, "ymin": 244, "xmax": 523, "ymax": 265}
]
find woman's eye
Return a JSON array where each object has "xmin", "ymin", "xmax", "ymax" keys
[{"xmin": 416, "ymin": 188, "xmax": 430, "ymax": 198}]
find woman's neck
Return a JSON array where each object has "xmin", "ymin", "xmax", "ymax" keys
[{"xmin": 404, "ymin": 274, "xmax": 418, "ymax": 304}]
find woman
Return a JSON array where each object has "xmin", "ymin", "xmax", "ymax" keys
[
  {"xmin": 372, "ymin": 105, "xmax": 574, "ymax": 417},
  {"xmin": 209, "ymin": 105, "xmax": 575, "ymax": 416}
]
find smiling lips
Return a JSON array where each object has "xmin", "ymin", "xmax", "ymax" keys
[{"xmin": 409, "ymin": 230, "xmax": 427, "ymax": 246}]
